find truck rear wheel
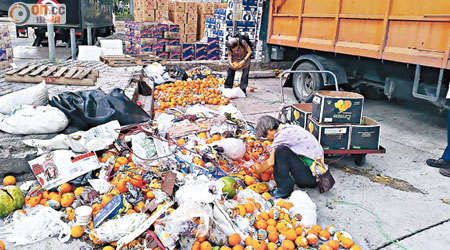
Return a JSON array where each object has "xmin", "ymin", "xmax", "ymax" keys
[{"xmin": 293, "ymin": 62, "xmax": 324, "ymax": 102}]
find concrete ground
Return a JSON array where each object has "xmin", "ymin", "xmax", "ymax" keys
[{"xmin": 237, "ymin": 78, "xmax": 450, "ymax": 250}]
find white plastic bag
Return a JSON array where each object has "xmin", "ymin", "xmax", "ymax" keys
[
  {"xmin": 288, "ymin": 190, "xmax": 317, "ymax": 228},
  {"xmin": 221, "ymin": 87, "xmax": 246, "ymax": 99},
  {"xmin": 0, "ymin": 81, "xmax": 48, "ymax": 114},
  {"xmin": 23, "ymin": 120, "xmax": 121, "ymax": 153},
  {"xmin": 0, "ymin": 105, "xmax": 68, "ymax": 134},
  {"xmin": 0, "ymin": 205, "xmax": 70, "ymax": 246},
  {"xmin": 216, "ymin": 138, "xmax": 246, "ymax": 160}
]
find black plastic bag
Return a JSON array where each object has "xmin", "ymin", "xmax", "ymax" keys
[
  {"xmin": 50, "ymin": 88, "xmax": 150, "ymax": 131},
  {"xmin": 166, "ymin": 67, "xmax": 188, "ymax": 81}
]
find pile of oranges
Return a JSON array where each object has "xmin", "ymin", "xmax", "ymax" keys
[
  {"xmin": 191, "ymin": 197, "xmax": 362, "ymax": 250},
  {"xmin": 153, "ymin": 76, "xmax": 230, "ymax": 112}
]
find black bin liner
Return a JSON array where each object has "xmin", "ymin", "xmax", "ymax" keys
[{"xmin": 50, "ymin": 88, "xmax": 150, "ymax": 131}]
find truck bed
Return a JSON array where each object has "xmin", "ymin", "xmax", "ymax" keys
[{"xmin": 267, "ymin": 0, "xmax": 450, "ymax": 69}]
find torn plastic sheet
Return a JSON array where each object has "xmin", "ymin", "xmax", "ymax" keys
[
  {"xmin": 209, "ymin": 200, "xmax": 249, "ymax": 245},
  {"xmin": 131, "ymin": 132, "xmax": 157, "ymax": 165},
  {"xmin": 0, "ymin": 205, "xmax": 70, "ymax": 246},
  {"xmin": 184, "ymin": 105, "xmax": 220, "ymax": 119},
  {"xmin": 156, "ymin": 113, "xmax": 175, "ymax": 136},
  {"xmin": 92, "ymin": 212, "xmax": 148, "ymax": 243},
  {"xmin": 88, "ymin": 179, "xmax": 112, "ymax": 195},
  {"xmin": 117, "ymin": 201, "xmax": 173, "ymax": 249},
  {"xmin": 23, "ymin": 120, "xmax": 121, "ymax": 154},
  {"xmin": 28, "ymin": 150, "xmax": 103, "ymax": 190}
]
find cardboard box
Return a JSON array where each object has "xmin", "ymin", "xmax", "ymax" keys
[
  {"xmin": 164, "ymin": 31, "xmax": 180, "ymax": 39},
  {"xmin": 157, "ymin": 51, "xmax": 169, "ymax": 59},
  {"xmin": 152, "ymin": 29, "xmax": 164, "ymax": 38},
  {"xmin": 0, "ymin": 50, "xmax": 6, "ymax": 62},
  {"xmin": 195, "ymin": 43, "xmax": 208, "ymax": 60},
  {"xmin": 207, "ymin": 50, "xmax": 220, "ymax": 60},
  {"xmin": 156, "ymin": 23, "xmax": 169, "ymax": 32},
  {"xmin": 198, "ymin": 13, "xmax": 213, "ymax": 40},
  {"xmin": 290, "ymin": 103, "xmax": 312, "ymax": 128},
  {"xmin": 182, "ymin": 43, "xmax": 195, "ymax": 61},
  {"xmin": 177, "ymin": 24, "xmax": 185, "ymax": 34},
  {"xmin": 185, "ymin": 33, "xmax": 197, "ymax": 43},
  {"xmin": 157, "ymin": 38, "xmax": 168, "ymax": 46},
  {"xmin": 214, "ymin": 3, "xmax": 227, "ymax": 9},
  {"xmin": 312, "ymin": 91, "xmax": 364, "ymax": 124},
  {"xmin": 157, "ymin": 11, "xmax": 169, "ymax": 21},
  {"xmin": 168, "ymin": 39, "xmax": 180, "ymax": 46},
  {"xmin": 185, "ymin": 23, "xmax": 197, "ymax": 34},
  {"xmin": 185, "ymin": 2, "xmax": 197, "ymax": 14},
  {"xmin": 350, "ymin": 116, "xmax": 380, "ymax": 150},
  {"xmin": 169, "ymin": 51, "xmax": 181, "ymax": 60},
  {"xmin": 140, "ymin": 10, "xmax": 155, "ymax": 22},
  {"xmin": 166, "ymin": 45, "xmax": 181, "ymax": 53},
  {"xmin": 169, "ymin": 24, "xmax": 180, "ymax": 32},
  {"xmin": 158, "ymin": 1, "xmax": 169, "ymax": 11},
  {"xmin": 175, "ymin": 2, "xmax": 185, "ymax": 12},
  {"xmin": 198, "ymin": 2, "xmax": 214, "ymax": 14},
  {"xmin": 169, "ymin": 12, "xmax": 186, "ymax": 24},
  {"xmin": 186, "ymin": 14, "xmax": 197, "ymax": 24},
  {"xmin": 152, "ymin": 44, "xmax": 165, "ymax": 53},
  {"xmin": 168, "ymin": 1, "xmax": 175, "ymax": 12},
  {"xmin": 307, "ymin": 117, "xmax": 350, "ymax": 150}
]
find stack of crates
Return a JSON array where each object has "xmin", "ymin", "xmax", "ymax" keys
[
  {"xmin": 0, "ymin": 25, "xmax": 13, "ymax": 70},
  {"xmin": 290, "ymin": 91, "xmax": 381, "ymax": 150}
]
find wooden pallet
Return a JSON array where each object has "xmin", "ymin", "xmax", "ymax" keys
[
  {"xmin": 100, "ymin": 55, "xmax": 165, "ymax": 67},
  {"xmin": 5, "ymin": 63, "xmax": 99, "ymax": 86}
]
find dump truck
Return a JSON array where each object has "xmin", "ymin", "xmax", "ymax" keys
[
  {"xmin": 265, "ymin": 0, "xmax": 450, "ymax": 107},
  {"xmin": 13, "ymin": 0, "xmax": 114, "ymax": 46}
]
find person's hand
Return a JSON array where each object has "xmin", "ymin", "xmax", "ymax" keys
[
  {"xmin": 237, "ymin": 61, "xmax": 245, "ymax": 69},
  {"xmin": 253, "ymin": 165, "xmax": 265, "ymax": 176}
]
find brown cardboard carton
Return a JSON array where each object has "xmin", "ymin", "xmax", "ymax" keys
[
  {"xmin": 185, "ymin": 33, "xmax": 197, "ymax": 43},
  {"xmin": 169, "ymin": 12, "xmax": 186, "ymax": 24},
  {"xmin": 185, "ymin": 2, "xmax": 197, "ymax": 14},
  {"xmin": 185, "ymin": 23, "xmax": 197, "ymax": 34},
  {"xmin": 175, "ymin": 2, "xmax": 185, "ymax": 12}
]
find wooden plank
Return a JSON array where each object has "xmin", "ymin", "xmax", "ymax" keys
[
  {"xmin": 64, "ymin": 67, "xmax": 78, "ymax": 78},
  {"xmin": 54, "ymin": 67, "xmax": 68, "ymax": 78},
  {"xmin": 41, "ymin": 66, "xmax": 59, "ymax": 77},
  {"xmin": 29, "ymin": 65, "xmax": 48, "ymax": 76},
  {"xmin": 5, "ymin": 74, "xmax": 96, "ymax": 86},
  {"xmin": 75, "ymin": 68, "xmax": 92, "ymax": 79},
  {"xmin": 17, "ymin": 64, "xmax": 40, "ymax": 76},
  {"xmin": 5, "ymin": 64, "xmax": 30, "ymax": 75}
]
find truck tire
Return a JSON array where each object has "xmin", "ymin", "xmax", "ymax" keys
[{"xmin": 292, "ymin": 62, "xmax": 324, "ymax": 102}]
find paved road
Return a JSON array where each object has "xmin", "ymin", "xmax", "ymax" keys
[{"xmin": 238, "ymin": 78, "xmax": 450, "ymax": 250}]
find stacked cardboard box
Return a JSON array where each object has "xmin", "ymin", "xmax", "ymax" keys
[
  {"xmin": 129, "ymin": 1, "xmax": 226, "ymax": 61},
  {"xmin": 203, "ymin": 0, "xmax": 264, "ymax": 61},
  {"xmin": 0, "ymin": 25, "xmax": 13, "ymax": 70},
  {"xmin": 133, "ymin": 0, "xmax": 156, "ymax": 22},
  {"xmin": 125, "ymin": 21, "xmax": 182, "ymax": 60},
  {"xmin": 291, "ymin": 91, "xmax": 381, "ymax": 150}
]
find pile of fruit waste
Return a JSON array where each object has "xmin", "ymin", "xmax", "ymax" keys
[{"xmin": 0, "ymin": 71, "xmax": 362, "ymax": 250}]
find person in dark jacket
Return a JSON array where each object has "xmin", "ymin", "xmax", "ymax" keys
[{"xmin": 224, "ymin": 37, "xmax": 252, "ymax": 95}]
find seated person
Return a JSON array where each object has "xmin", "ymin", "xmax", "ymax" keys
[{"xmin": 253, "ymin": 115, "xmax": 324, "ymax": 198}]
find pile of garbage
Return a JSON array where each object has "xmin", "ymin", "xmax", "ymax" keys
[{"xmin": 0, "ymin": 65, "xmax": 362, "ymax": 250}]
